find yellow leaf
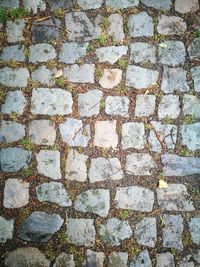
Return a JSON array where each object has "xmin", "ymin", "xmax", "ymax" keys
[
  {"xmin": 159, "ymin": 43, "xmax": 167, "ymax": 48},
  {"xmin": 159, "ymin": 179, "xmax": 168, "ymax": 189}
]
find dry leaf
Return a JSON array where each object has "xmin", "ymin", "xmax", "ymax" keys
[{"xmin": 158, "ymin": 179, "xmax": 168, "ymax": 189}]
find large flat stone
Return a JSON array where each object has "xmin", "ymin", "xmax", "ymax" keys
[
  {"xmin": 135, "ymin": 95, "xmax": 156, "ymax": 117},
  {"xmin": 106, "ymin": 0, "xmax": 139, "ymax": 8},
  {"xmin": 191, "ymin": 66, "xmax": 200, "ymax": 92},
  {"xmin": 0, "ymin": 216, "xmax": 14, "ymax": 243},
  {"xmin": 183, "ymin": 95, "xmax": 200, "ymax": 118},
  {"xmin": 141, "ymin": 0, "xmax": 171, "ymax": 10},
  {"xmin": 94, "ymin": 121, "xmax": 118, "ymax": 148},
  {"xmin": 0, "ymin": 121, "xmax": 25, "ymax": 143},
  {"xmin": 158, "ymin": 95, "xmax": 180, "ymax": 119},
  {"xmin": 128, "ymin": 12, "xmax": 154, "ymax": 37},
  {"xmin": 181, "ymin": 123, "xmax": 200, "ymax": 151},
  {"xmin": 175, "ymin": 0, "xmax": 199, "ymax": 13},
  {"xmin": 121, "ymin": 122, "xmax": 145, "ymax": 149},
  {"xmin": 64, "ymin": 64, "xmax": 94, "ymax": 83},
  {"xmin": 157, "ymin": 15, "xmax": 186, "ymax": 35},
  {"xmin": 96, "ymin": 46, "xmax": 128, "ymax": 64},
  {"xmin": 0, "ymin": 45, "xmax": 25, "ymax": 62},
  {"xmin": 6, "ymin": 19, "xmax": 25, "ymax": 43},
  {"xmin": 130, "ymin": 42, "xmax": 156, "ymax": 63},
  {"xmin": 1, "ymin": 91, "xmax": 27, "ymax": 115},
  {"xmin": 135, "ymin": 218, "xmax": 157, "ymax": 247},
  {"xmin": 105, "ymin": 96, "xmax": 130, "ymax": 116},
  {"xmin": 29, "ymin": 44, "xmax": 56, "ymax": 63},
  {"xmin": 189, "ymin": 218, "xmax": 200, "ymax": 244},
  {"xmin": 59, "ymin": 42, "xmax": 88, "ymax": 64},
  {"xmin": 0, "ymin": 67, "xmax": 29, "ymax": 87},
  {"xmin": 130, "ymin": 250, "xmax": 152, "ymax": 267}
]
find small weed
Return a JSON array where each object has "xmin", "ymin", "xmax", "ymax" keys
[
  {"xmin": 24, "ymin": 47, "xmax": 29, "ymax": 57},
  {"xmin": 117, "ymin": 58, "xmax": 128, "ymax": 69},
  {"xmin": 158, "ymin": 172, "xmax": 164, "ymax": 180},
  {"xmin": 100, "ymin": 99, "xmax": 105, "ymax": 109},
  {"xmin": 87, "ymin": 43, "xmax": 96, "ymax": 52},
  {"xmin": 119, "ymin": 210, "xmax": 129, "ymax": 220},
  {"xmin": 179, "ymin": 147, "xmax": 194, "ymax": 157},
  {"xmin": 171, "ymin": 248, "xmax": 178, "ymax": 256},
  {"xmin": 57, "ymin": 231, "xmax": 68, "ymax": 245},
  {"xmin": 128, "ymin": 247, "xmax": 140, "ymax": 259},
  {"xmin": 50, "ymin": 144, "xmax": 57, "ymax": 150},
  {"xmin": 182, "ymin": 232, "xmax": 191, "ymax": 246},
  {"xmin": 47, "ymin": 60, "xmax": 57, "ymax": 69},
  {"xmin": 163, "ymin": 116, "xmax": 174, "ymax": 124},
  {"xmin": 0, "ymin": 8, "xmax": 7, "ymax": 23},
  {"xmin": 54, "ymin": 8, "xmax": 65, "ymax": 18},
  {"xmin": 154, "ymin": 34, "xmax": 164, "ymax": 42},
  {"xmin": 23, "ymin": 168, "xmax": 32, "ymax": 177},
  {"xmin": 195, "ymin": 28, "xmax": 200, "ymax": 38},
  {"xmin": 76, "ymin": 255, "xmax": 84, "ymax": 267},
  {"xmin": 10, "ymin": 112, "xmax": 18, "ymax": 120},
  {"xmin": 76, "ymin": 58, "xmax": 84, "ymax": 65},
  {"xmin": 98, "ymin": 35, "xmax": 106, "ymax": 45},
  {"xmin": 22, "ymin": 138, "xmax": 33, "ymax": 151},
  {"xmin": 192, "ymin": 187, "xmax": 200, "ymax": 197},
  {"xmin": 114, "ymin": 85, "xmax": 128, "ymax": 94},
  {"xmin": 45, "ymin": 247, "xmax": 57, "ymax": 261},
  {"xmin": 56, "ymin": 76, "xmax": 67, "ymax": 87},
  {"xmin": 77, "ymin": 146, "xmax": 84, "ymax": 153},
  {"xmin": 181, "ymin": 114, "xmax": 196, "ymax": 124},
  {"xmin": 95, "ymin": 67, "xmax": 104, "ymax": 80},
  {"xmin": 101, "ymin": 16, "xmax": 109, "ymax": 31},
  {"xmin": 9, "ymin": 7, "xmax": 29, "ymax": 20},
  {"xmin": 144, "ymin": 123, "xmax": 153, "ymax": 130},
  {"xmin": 7, "ymin": 59, "xmax": 20, "ymax": 68}
]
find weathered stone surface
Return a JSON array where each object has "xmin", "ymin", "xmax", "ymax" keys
[
  {"xmin": 162, "ymin": 214, "xmax": 183, "ymax": 250},
  {"xmin": 158, "ymin": 41, "xmax": 186, "ymax": 66},
  {"xmin": 105, "ymin": 96, "xmax": 129, "ymax": 116},
  {"xmin": 74, "ymin": 189, "xmax": 110, "ymax": 217},
  {"xmin": 135, "ymin": 218, "xmax": 157, "ymax": 247},
  {"xmin": 157, "ymin": 184, "xmax": 195, "ymax": 211},
  {"xmin": 191, "ymin": 66, "xmax": 200, "ymax": 92},
  {"xmin": 183, "ymin": 95, "xmax": 200, "ymax": 118},
  {"xmin": 23, "ymin": 0, "xmax": 46, "ymax": 13},
  {"xmin": 36, "ymin": 182, "xmax": 72, "ymax": 207},
  {"xmin": 6, "ymin": 19, "xmax": 25, "ymax": 43},
  {"xmin": 0, "ymin": 67, "xmax": 29, "ymax": 87},
  {"xmin": 89, "ymin": 157, "xmax": 123, "ymax": 182},
  {"xmin": 99, "ymin": 218, "xmax": 132, "ymax": 246},
  {"xmin": 1, "ymin": 91, "xmax": 27, "ymax": 115},
  {"xmin": 115, "ymin": 186, "xmax": 154, "ymax": 212},
  {"xmin": 130, "ymin": 42, "xmax": 156, "ymax": 63},
  {"xmin": 108, "ymin": 252, "xmax": 128, "ymax": 267},
  {"xmin": 36, "ymin": 150, "xmax": 61, "ymax": 180},
  {"xmin": 64, "ymin": 64, "xmax": 94, "ymax": 83},
  {"xmin": 179, "ymin": 256, "xmax": 195, "ymax": 267},
  {"xmin": 130, "ymin": 250, "xmax": 152, "ymax": 267},
  {"xmin": 158, "ymin": 95, "xmax": 180, "ymax": 119},
  {"xmin": 192, "ymin": 249, "xmax": 200, "ymax": 263},
  {"xmin": 181, "ymin": 123, "xmax": 200, "ymax": 151},
  {"xmin": 125, "ymin": 153, "xmax": 156, "ymax": 176},
  {"xmin": 0, "ymin": 216, "xmax": 14, "ymax": 243},
  {"xmin": 122, "ymin": 122, "xmax": 145, "ymax": 149},
  {"xmin": 156, "ymin": 253, "xmax": 175, "ymax": 267},
  {"xmin": 141, "ymin": 0, "xmax": 171, "ymax": 10},
  {"xmin": 78, "ymin": 89, "xmax": 102, "ymax": 117},
  {"xmin": 83, "ymin": 250, "xmax": 105, "ymax": 267},
  {"xmin": 96, "ymin": 46, "xmax": 128, "ymax": 64},
  {"xmin": 59, "ymin": 118, "xmax": 91, "ymax": 147},
  {"xmin": 59, "ymin": 42, "xmax": 88, "ymax": 64},
  {"xmin": 189, "ymin": 218, "xmax": 200, "ymax": 244},
  {"xmin": 3, "ymin": 178, "xmax": 29, "ymax": 208},
  {"xmin": 31, "ymin": 66, "xmax": 55, "ymax": 86},
  {"xmin": 77, "ymin": 0, "xmax": 103, "ymax": 9},
  {"xmin": 19, "ymin": 211, "xmax": 64, "ymax": 242},
  {"xmin": 0, "ymin": 45, "xmax": 25, "ymax": 62},
  {"xmin": 4, "ymin": 247, "xmax": 50, "ymax": 267},
  {"xmin": 29, "ymin": 44, "xmax": 56, "ymax": 63},
  {"xmin": 67, "ymin": 218, "xmax": 95, "ymax": 246},
  {"xmin": 188, "ymin": 39, "xmax": 200, "ymax": 60},
  {"xmin": 0, "ymin": 0, "xmax": 19, "ymax": 8},
  {"xmin": 162, "ymin": 154, "xmax": 200, "ymax": 176},
  {"xmin": 161, "ymin": 67, "xmax": 189, "ymax": 93},
  {"xmin": 126, "ymin": 66, "xmax": 159, "ymax": 89},
  {"xmin": 0, "ymin": 148, "xmax": 32, "ymax": 172},
  {"xmin": 49, "ymin": 0, "xmax": 72, "ymax": 10},
  {"xmin": 99, "ymin": 69, "xmax": 122, "ymax": 89},
  {"xmin": 65, "ymin": 150, "xmax": 88, "ymax": 182},
  {"xmin": 135, "ymin": 95, "xmax": 156, "ymax": 117},
  {"xmin": 53, "ymin": 253, "xmax": 75, "ymax": 267},
  {"xmin": 175, "ymin": 0, "xmax": 199, "ymax": 13},
  {"xmin": 106, "ymin": 0, "xmax": 139, "ymax": 9},
  {"xmin": 94, "ymin": 120, "xmax": 118, "ymax": 148},
  {"xmin": 157, "ymin": 15, "xmax": 187, "ymax": 35},
  {"xmin": 31, "ymin": 88, "xmax": 73, "ymax": 115},
  {"xmin": 29, "ymin": 120, "xmax": 56, "ymax": 145},
  {"xmin": 108, "ymin": 14, "xmax": 125, "ymax": 41},
  {"xmin": 0, "ymin": 121, "xmax": 25, "ymax": 143},
  {"xmin": 128, "ymin": 12, "xmax": 153, "ymax": 37}
]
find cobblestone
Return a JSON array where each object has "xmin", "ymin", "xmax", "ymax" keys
[
  {"xmin": 121, "ymin": 122, "xmax": 145, "ymax": 149},
  {"xmin": 31, "ymin": 66, "xmax": 55, "ymax": 86},
  {"xmin": 156, "ymin": 252, "xmax": 175, "ymax": 267},
  {"xmin": 0, "ymin": 67, "xmax": 29, "ymax": 87},
  {"xmin": 83, "ymin": 250, "xmax": 105, "ymax": 267},
  {"xmin": 6, "ymin": 19, "xmax": 25, "ymax": 43},
  {"xmin": 108, "ymin": 252, "xmax": 128, "ymax": 267},
  {"xmin": 181, "ymin": 123, "xmax": 200, "ymax": 151},
  {"xmin": 158, "ymin": 95, "xmax": 180, "ymax": 119},
  {"xmin": 157, "ymin": 15, "xmax": 187, "ymax": 35},
  {"xmin": 189, "ymin": 218, "xmax": 200, "ymax": 244},
  {"xmin": 1, "ymin": 91, "xmax": 27, "ymax": 115},
  {"xmin": 130, "ymin": 250, "xmax": 152, "ymax": 267},
  {"xmin": 128, "ymin": 12, "xmax": 154, "ymax": 37},
  {"xmin": 53, "ymin": 253, "xmax": 75, "ymax": 267},
  {"xmin": 0, "ymin": 45, "xmax": 25, "ymax": 62},
  {"xmin": 108, "ymin": 14, "xmax": 125, "ymax": 41},
  {"xmin": 130, "ymin": 42, "xmax": 156, "ymax": 63},
  {"xmin": 0, "ymin": 216, "xmax": 14, "ymax": 243},
  {"xmin": 105, "ymin": 96, "xmax": 129, "ymax": 116},
  {"xmin": 135, "ymin": 94, "xmax": 156, "ymax": 117},
  {"xmin": 0, "ymin": 121, "xmax": 25, "ymax": 143},
  {"xmin": 96, "ymin": 46, "xmax": 128, "ymax": 64},
  {"xmin": 59, "ymin": 42, "xmax": 88, "ymax": 64},
  {"xmin": 64, "ymin": 64, "xmax": 94, "ymax": 83},
  {"xmin": 183, "ymin": 95, "xmax": 200, "ymax": 118},
  {"xmin": 99, "ymin": 69, "xmax": 122, "ymax": 89},
  {"xmin": 191, "ymin": 66, "xmax": 200, "ymax": 92}
]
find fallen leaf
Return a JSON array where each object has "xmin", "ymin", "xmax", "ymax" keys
[{"xmin": 158, "ymin": 179, "xmax": 168, "ymax": 189}]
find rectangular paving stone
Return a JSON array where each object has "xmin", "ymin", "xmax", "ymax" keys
[
  {"xmin": 175, "ymin": 0, "xmax": 199, "ymax": 14},
  {"xmin": 0, "ymin": 67, "xmax": 29, "ymax": 87},
  {"xmin": 99, "ymin": 69, "xmax": 122, "ymax": 89},
  {"xmin": 188, "ymin": 39, "xmax": 200, "ymax": 61},
  {"xmin": 181, "ymin": 123, "xmax": 200, "ymax": 151},
  {"xmin": 0, "ymin": 0, "xmax": 19, "ymax": 8},
  {"xmin": 48, "ymin": 0, "xmax": 72, "ymax": 10},
  {"xmin": 183, "ymin": 95, "xmax": 200, "ymax": 118},
  {"xmin": 105, "ymin": 96, "xmax": 129, "ymax": 117},
  {"xmin": 156, "ymin": 253, "xmax": 175, "ymax": 267},
  {"xmin": 83, "ymin": 250, "xmax": 105, "ymax": 267},
  {"xmin": 0, "ymin": 216, "xmax": 14, "ymax": 244},
  {"xmin": 1, "ymin": 91, "xmax": 27, "ymax": 115},
  {"xmin": 0, "ymin": 45, "xmax": 25, "ymax": 62},
  {"xmin": 63, "ymin": 64, "xmax": 94, "ymax": 83},
  {"xmin": 108, "ymin": 252, "xmax": 128, "ymax": 267},
  {"xmin": 0, "ymin": 121, "xmax": 25, "ymax": 143},
  {"xmin": 29, "ymin": 44, "xmax": 56, "ymax": 63},
  {"xmin": 130, "ymin": 42, "xmax": 156, "ymax": 63},
  {"xmin": 141, "ymin": 0, "xmax": 172, "ymax": 10},
  {"xmin": 94, "ymin": 121, "xmax": 118, "ymax": 148},
  {"xmin": 96, "ymin": 46, "xmax": 128, "ymax": 64},
  {"xmin": 128, "ymin": 12, "xmax": 154, "ymax": 37},
  {"xmin": 189, "ymin": 218, "xmax": 200, "ymax": 245},
  {"xmin": 6, "ymin": 19, "xmax": 25, "ymax": 43},
  {"xmin": 106, "ymin": 0, "xmax": 139, "ymax": 9},
  {"xmin": 108, "ymin": 14, "xmax": 125, "ymax": 41},
  {"xmin": 59, "ymin": 42, "xmax": 88, "ymax": 64},
  {"xmin": 158, "ymin": 95, "xmax": 180, "ymax": 119},
  {"xmin": 157, "ymin": 15, "xmax": 186, "ymax": 35},
  {"xmin": 77, "ymin": 0, "xmax": 103, "ymax": 9},
  {"xmin": 23, "ymin": 0, "xmax": 46, "ymax": 14},
  {"xmin": 135, "ymin": 95, "xmax": 156, "ymax": 117},
  {"xmin": 31, "ymin": 66, "xmax": 55, "ymax": 86},
  {"xmin": 121, "ymin": 122, "xmax": 145, "ymax": 149},
  {"xmin": 191, "ymin": 66, "xmax": 200, "ymax": 92},
  {"xmin": 130, "ymin": 250, "xmax": 152, "ymax": 267}
]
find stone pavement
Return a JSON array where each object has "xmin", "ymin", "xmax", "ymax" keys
[{"xmin": 0, "ymin": 0, "xmax": 200, "ymax": 266}]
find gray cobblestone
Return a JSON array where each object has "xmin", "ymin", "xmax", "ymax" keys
[
  {"xmin": 6, "ymin": 19, "xmax": 25, "ymax": 43},
  {"xmin": 0, "ymin": 67, "xmax": 29, "ymax": 87},
  {"xmin": 128, "ymin": 12, "xmax": 154, "ymax": 37}
]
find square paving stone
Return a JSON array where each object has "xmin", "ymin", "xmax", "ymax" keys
[
  {"xmin": 108, "ymin": 252, "xmax": 128, "ymax": 267},
  {"xmin": 23, "ymin": 0, "xmax": 46, "ymax": 14},
  {"xmin": 189, "ymin": 218, "xmax": 200, "ymax": 244},
  {"xmin": 157, "ymin": 15, "xmax": 187, "ymax": 36},
  {"xmin": 83, "ymin": 250, "xmax": 105, "ymax": 267},
  {"xmin": 0, "ymin": 67, "xmax": 29, "ymax": 87},
  {"xmin": 99, "ymin": 69, "xmax": 122, "ymax": 89},
  {"xmin": 0, "ymin": 121, "xmax": 25, "ymax": 143},
  {"xmin": 158, "ymin": 95, "xmax": 180, "ymax": 119},
  {"xmin": 105, "ymin": 96, "xmax": 129, "ymax": 116},
  {"xmin": 108, "ymin": 14, "xmax": 125, "ymax": 41},
  {"xmin": 48, "ymin": 0, "xmax": 72, "ymax": 10},
  {"xmin": 96, "ymin": 46, "xmax": 128, "ymax": 64},
  {"xmin": 29, "ymin": 44, "xmax": 56, "ymax": 63},
  {"xmin": 106, "ymin": 0, "xmax": 139, "ymax": 9},
  {"xmin": 191, "ymin": 66, "xmax": 200, "ymax": 92},
  {"xmin": 130, "ymin": 250, "xmax": 152, "ymax": 267},
  {"xmin": 31, "ymin": 66, "xmax": 55, "ymax": 86},
  {"xmin": 181, "ymin": 122, "xmax": 200, "ymax": 151},
  {"xmin": 64, "ymin": 64, "xmax": 94, "ymax": 83},
  {"xmin": 0, "ymin": 216, "xmax": 14, "ymax": 244},
  {"xmin": 59, "ymin": 42, "xmax": 88, "ymax": 64},
  {"xmin": 6, "ymin": 19, "xmax": 25, "ymax": 43},
  {"xmin": 130, "ymin": 42, "xmax": 156, "ymax": 63},
  {"xmin": 77, "ymin": 0, "xmax": 103, "ymax": 9},
  {"xmin": 0, "ymin": 45, "xmax": 25, "ymax": 62},
  {"xmin": 175, "ymin": 0, "xmax": 199, "ymax": 13},
  {"xmin": 128, "ymin": 12, "xmax": 154, "ymax": 37},
  {"xmin": 156, "ymin": 253, "xmax": 175, "ymax": 267},
  {"xmin": 188, "ymin": 39, "xmax": 200, "ymax": 60},
  {"xmin": 94, "ymin": 120, "xmax": 118, "ymax": 148},
  {"xmin": 29, "ymin": 120, "xmax": 56, "ymax": 145},
  {"xmin": 121, "ymin": 122, "xmax": 145, "ymax": 149},
  {"xmin": 141, "ymin": 0, "xmax": 172, "ymax": 10},
  {"xmin": 183, "ymin": 95, "xmax": 200, "ymax": 118},
  {"xmin": 0, "ymin": 0, "xmax": 19, "ymax": 8},
  {"xmin": 1, "ymin": 91, "xmax": 27, "ymax": 115},
  {"xmin": 135, "ymin": 94, "xmax": 156, "ymax": 117}
]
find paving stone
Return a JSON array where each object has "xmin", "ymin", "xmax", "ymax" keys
[
  {"xmin": 183, "ymin": 95, "xmax": 200, "ymax": 118},
  {"xmin": 89, "ymin": 157, "xmax": 123, "ymax": 182},
  {"xmin": 125, "ymin": 153, "xmax": 156, "ymax": 176},
  {"xmin": 162, "ymin": 154, "xmax": 200, "ymax": 176},
  {"xmin": 179, "ymin": 256, "xmax": 195, "ymax": 267},
  {"xmin": 53, "ymin": 253, "xmax": 75, "ymax": 267},
  {"xmin": 99, "ymin": 218, "xmax": 132, "ymax": 246},
  {"xmin": 156, "ymin": 253, "xmax": 175, "ymax": 267},
  {"xmin": 181, "ymin": 123, "xmax": 200, "ymax": 151},
  {"xmin": 36, "ymin": 182, "xmax": 72, "ymax": 207},
  {"xmin": 135, "ymin": 218, "xmax": 157, "ymax": 247},
  {"xmin": 126, "ymin": 66, "xmax": 159, "ymax": 89},
  {"xmin": 99, "ymin": 69, "xmax": 122, "ymax": 89},
  {"xmin": 94, "ymin": 120, "xmax": 118, "ymax": 148},
  {"xmin": 192, "ymin": 249, "xmax": 200, "ymax": 263},
  {"xmin": 96, "ymin": 46, "xmax": 128, "ymax": 64},
  {"xmin": 163, "ymin": 214, "xmax": 183, "ymax": 250},
  {"xmin": 59, "ymin": 118, "xmax": 91, "ymax": 147},
  {"xmin": 158, "ymin": 41, "xmax": 186, "ymax": 66},
  {"xmin": 29, "ymin": 120, "xmax": 56, "ymax": 145},
  {"xmin": 157, "ymin": 15, "xmax": 187, "ymax": 35},
  {"xmin": 0, "ymin": 0, "xmax": 19, "ymax": 8},
  {"xmin": 1, "ymin": 91, "xmax": 27, "ymax": 115},
  {"xmin": 74, "ymin": 189, "xmax": 110, "ymax": 217},
  {"xmin": 29, "ymin": 43, "xmax": 56, "ymax": 63},
  {"xmin": 105, "ymin": 96, "xmax": 130, "ymax": 116},
  {"xmin": 23, "ymin": 0, "xmax": 46, "ymax": 13},
  {"xmin": 77, "ymin": 0, "xmax": 103, "ymax": 9},
  {"xmin": 49, "ymin": 0, "xmax": 72, "ymax": 10},
  {"xmin": 128, "ymin": 12, "xmax": 154, "ymax": 37},
  {"xmin": 189, "ymin": 218, "xmax": 200, "ymax": 244},
  {"xmin": 59, "ymin": 42, "xmax": 88, "ymax": 64},
  {"xmin": 0, "ymin": 148, "xmax": 32, "ymax": 172},
  {"xmin": 115, "ymin": 186, "xmax": 154, "ymax": 212},
  {"xmin": 106, "ymin": 0, "xmax": 139, "ymax": 8},
  {"xmin": 36, "ymin": 150, "xmax": 61, "ymax": 180},
  {"xmin": 19, "ymin": 211, "xmax": 64, "ymax": 242},
  {"xmin": 157, "ymin": 184, "xmax": 195, "ymax": 211},
  {"xmin": 0, "ymin": 67, "xmax": 29, "ymax": 87},
  {"xmin": 108, "ymin": 252, "xmax": 128, "ymax": 267},
  {"xmin": 78, "ymin": 89, "xmax": 102, "ymax": 117},
  {"xmin": 4, "ymin": 247, "xmax": 50, "ymax": 267},
  {"xmin": 65, "ymin": 150, "xmax": 88, "ymax": 182},
  {"xmin": 141, "ymin": 0, "xmax": 171, "ymax": 10},
  {"xmin": 3, "ymin": 178, "xmax": 29, "ymax": 208},
  {"xmin": 31, "ymin": 66, "xmax": 55, "ymax": 86},
  {"xmin": 31, "ymin": 88, "xmax": 73, "ymax": 115},
  {"xmin": 191, "ymin": 66, "xmax": 200, "ymax": 92},
  {"xmin": 158, "ymin": 95, "xmax": 180, "ymax": 119},
  {"xmin": 130, "ymin": 250, "xmax": 152, "ymax": 267},
  {"xmin": 64, "ymin": 64, "xmax": 94, "ymax": 83},
  {"xmin": 130, "ymin": 42, "xmax": 156, "ymax": 63},
  {"xmin": 31, "ymin": 18, "xmax": 61, "ymax": 43},
  {"xmin": 6, "ymin": 19, "xmax": 25, "ymax": 43},
  {"xmin": 67, "ymin": 218, "xmax": 95, "ymax": 247},
  {"xmin": 175, "ymin": 0, "xmax": 199, "ymax": 13},
  {"xmin": 0, "ymin": 121, "xmax": 25, "ymax": 143},
  {"xmin": 83, "ymin": 250, "xmax": 105, "ymax": 267},
  {"xmin": 188, "ymin": 39, "xmax": 200, "ymax": 60},
  {"xmin": 0, "ymin": 216, "xmax": 14, "ymax": 243},
  {"xmin": 161, "ymin": 67, "xmax": 189, "ymax": 93},
  {"xmin": 121, "ymin": 122, "xmax": 145, "ymax": 149},
  {"xmin": 0, "ymin": 45, "xmax": 25, "ymax": 62},
  {"xmin": 108, "ymin": 14, "xmax": 125, "ymax": 41},
  {"xmin": 65, "ymin": 12, "xmax": 101, "ymax": 41},
  {"xmin": 135, "ymin": 95, "xmax": 156, "ymax": 117}
]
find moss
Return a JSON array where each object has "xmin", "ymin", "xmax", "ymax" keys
[
  {"xmin": 144, "ymin": 123, "xmax": 153, "ymax": 130},
  {"xmin": 181, "ymin": 114, "xmax": 196, "ymax": 124},
  {"xmin": 95, "ymin": 67, "xmax": 104, "ymax": 80},
  {"xmin": 101, "ymin": 16, "xmax": 110, "ymax": 31},
  {"xmin": 56, "ymin": 76, "xmax": 68, "ymax": 87},
  {"xmin": 57, "ymin": 231, "xmax": 68, "ymax": 245},
  {"xmin": 163, "ymin": 116, "xmax": 174, "ymax": 124},
  {"xmin": 54, "ymin": 8, "xmax": 65, "ymax": 18},
  {"xmin": 119, "ymin": 210, "xmax": 129, "ymax": 220},
  {"xmin": 179, "ymin": 147, "xmax": 194, "ymax": 157},
  {"xmin": 117, "ymin": 58, "xmax": 128, "ymax": 69},
  {"xmin": 23, "ymin": 168, "xmax": 32, "ymax": 177},
  {"xmin": 22, "ymin": 138, "xmax": 33, "ymax": 151},
  {"xmin": 128, "ymin": 247, "xmax": 141, "ymax": 259},
  {"xmin": 0, "ymin": 8, "xmax": 7, "ymax": 22},
  {"xmin": 47, "ymin": 60, "xmax": 57, "ymax": 69},
  {"xmin": 98, "ymin": 34, "xmax": 107, "ymax": 45}
]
